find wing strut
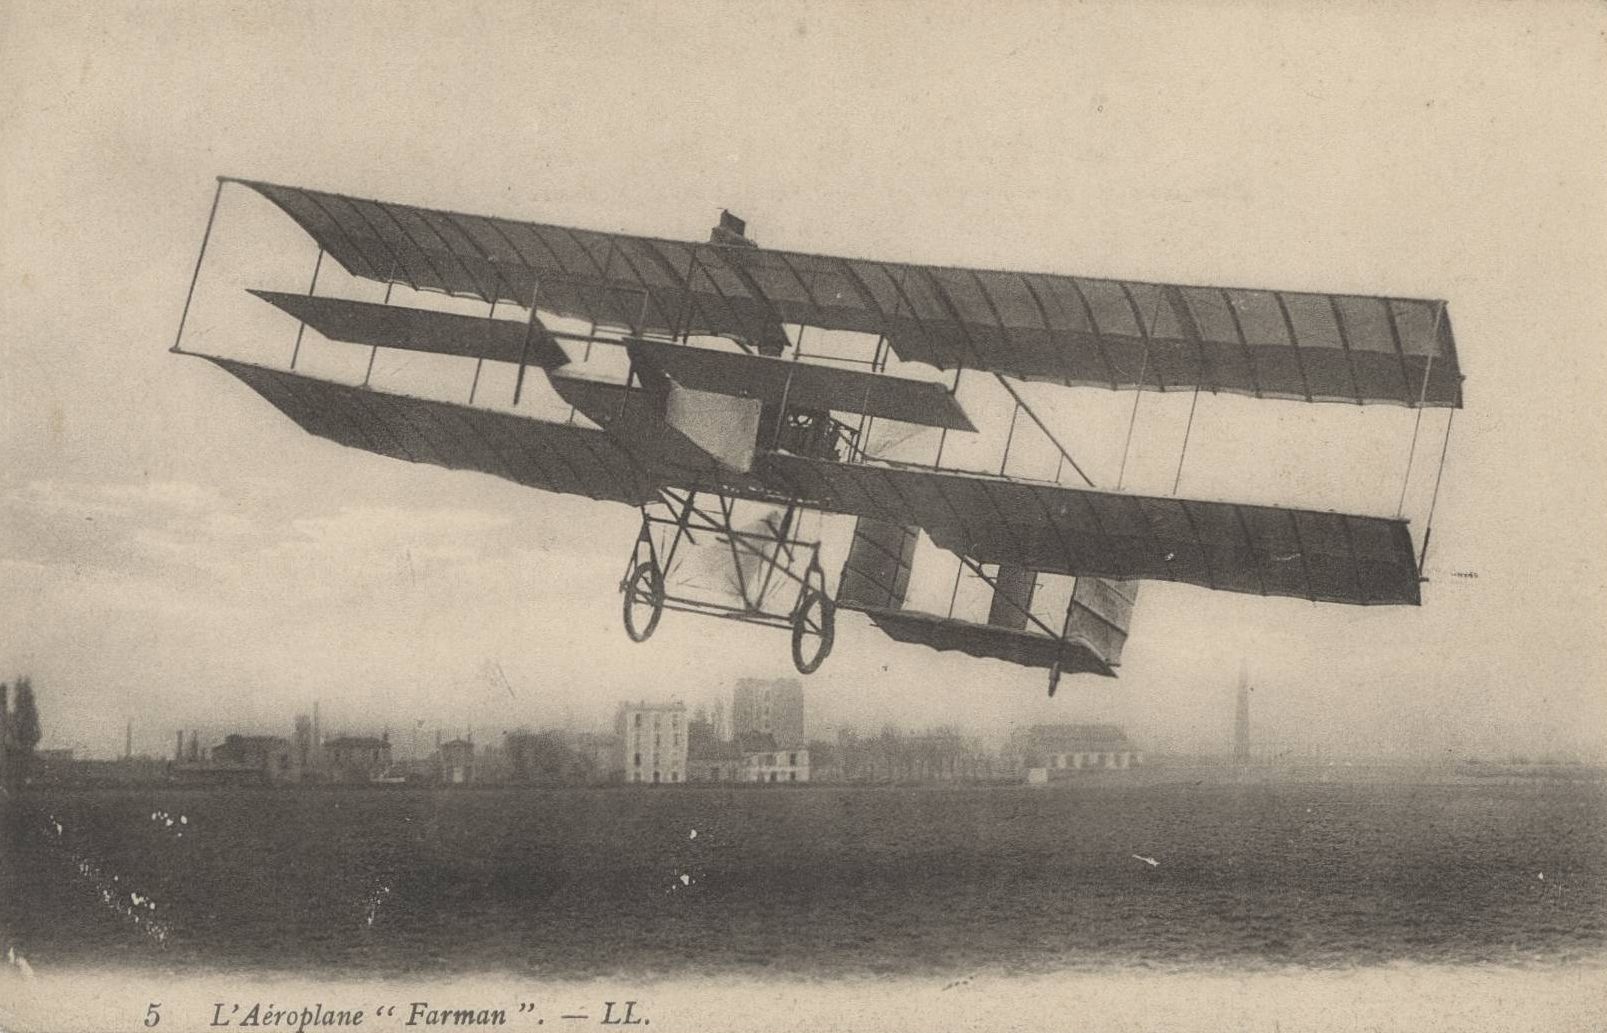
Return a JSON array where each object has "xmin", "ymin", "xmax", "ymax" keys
[
  {"xmin": 1416, "ymin": 407, "xmax": 1456, "ymax": 577},
  {"xmin": 1115, "ymin": 342, "xmax": 1150, "ymax": 490},
  {"xmin": 289, "ymin": 248, "xmax": 325, "ymax": 370},
  {"xmin": 511, "ymin": 281, "xmax": 544, "ymax": 406},
  {"xmin": 362, "ymin": 267, "xmax": 397, "ymax": 388},
  {"xmin": 991, "ymin": 374, "xmax": 1096, "ymax": 488},
  {"xmin": 467, "ymin": 298, "xmax": 497, "ymax": 404},
  {"xmin": 172, "ymin": 179, "xmax": 224, "ymax": 355},
  {"xmin": 1395, "ymin": 302, "xmax": 1447, "ymax": 517},
  {"xmin": 1172, "ymin": 383, "xmax": 1202, "ymax": 494}
]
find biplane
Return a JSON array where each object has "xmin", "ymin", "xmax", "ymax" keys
[{"xmin": 171, "ymin": 178, "xmax": 1462, "ymax": 694}]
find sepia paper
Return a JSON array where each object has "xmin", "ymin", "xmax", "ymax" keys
[{"xmin": 2, "ymin": 1, "xmax": 1604, "ymax": 1030}]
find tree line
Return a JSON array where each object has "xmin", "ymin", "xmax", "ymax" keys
[{"xmin": 3, "ymin": 676, "xmax": 43, "ymax": 789}]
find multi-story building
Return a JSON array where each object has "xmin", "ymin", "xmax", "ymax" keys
[
  {"xmin": 731, "ymin": 677, "xmax": 805, "ymax": 748},
  {"xmin": 687, "ymin": 710, "xmax": 718, "ymax": 758},
  {"xmin": 615, "ymin": 701, "xmax": 687, "ymax": 784}
]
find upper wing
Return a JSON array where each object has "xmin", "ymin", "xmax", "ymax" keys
[{"xmin": 233, "ymin": 177, "xmax": 1462, "ymax": 408}]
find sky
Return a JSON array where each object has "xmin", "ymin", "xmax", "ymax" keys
[{"xmin": 2, "ymin": 1, "xmax": 1604, "ymax": 762}]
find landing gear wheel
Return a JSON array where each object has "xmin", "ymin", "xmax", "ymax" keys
[
  {"xmin": 791, "ymin": 590, "xmax": 835, "ymax": 674},
  {"xmin": 622, "ymin": 561, "xmax": 665, "ymax": 643}
]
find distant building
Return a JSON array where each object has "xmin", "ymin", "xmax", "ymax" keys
[
  {"xmin": 745, "ymin": 742, "xmax": 810, "ymax": 784},
  {"xmin": 616, "ymin": 701, "xmax": 687, "ymax": 784},
  {"xmin": 687, "ymin": 728, "xmax": 745, "ymax": 782},
  {"xmin": 732, "ymin": 731, "xmax": 809, "ymax": 783},
  {"xmin": 170, "ymin": 730, "xmax": 228, "ymax": 784},
  {"xmin": 1012, "ymin": 724, "xmax": 1142, "ymax": 773},
  {"xmin": 167, "ymin": 731, "xmax": 291, "ymax": 786},
  {"xmin": 438, "ymin": 738, "xmax": 475, "ymax": 784},
  {"xmin": 325, "ymin": 734, "xmax": 392, "ymax": 782},
  {"xmin": 732, "ymin": 677, "xmax": 805, "ymax": 748},
  {"xmin": 211, "ymin": 734, "xmax": 297, "ymax": 783},
  {"xmin": 687, "ymin": 710, "xmax": 718, "ymax": 757}
]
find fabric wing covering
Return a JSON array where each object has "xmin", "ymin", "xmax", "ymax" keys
[
  {"xmin": 757, "ymin": 455, "xmax": 1422, "ymax": 606},
  {"xmin": 205, "ymin": 358, "xmax": 659, "ymax": 505},
  {"xmin": 624, "ymin": 337, "xmax": 976, "ymax": 431},
  {"xmin": 859, "ymin": 609, "xmax": 1119, "ymax": 677},
  {"xmin": 1064, "ymin": 577, "xmax": 1138, "ymax": 666},
  {"xmin": 249, "ymin": 290, "xmax": 569, "ymax": 369},
  {"xmin": 205, "ymin": 356, "xmax": 1422, "ymax": 608},
  {"xmin": 234, "ymin": 178, "xmax": 1463, "ymax": 408}
]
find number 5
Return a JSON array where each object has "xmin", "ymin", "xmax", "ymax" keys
[{"xmin": 145, "ymin": 1003, "xmax": 161, "ymax": 1027}]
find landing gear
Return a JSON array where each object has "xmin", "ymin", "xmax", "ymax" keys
[
  {"xmin": 622, "ymin": 560, "xmax": 665, "ymax": 642},
  {"xmin": 791, "ymin": 561, "xmax": 835, "ymax": 674},
  {"xmin": 618, "ymin": 490, "xmax": 837, "ymax": 674}
]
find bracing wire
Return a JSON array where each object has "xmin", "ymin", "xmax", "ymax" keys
[
  {"xmin": 992, "ymin": 374, "xmax": 1095, "ymax": 487},
  {"xmin": 1416, "ymin": 407, "xmax": 1456, "ymax": 575},
  {"xmin": 1115, "ymin": 344, "xmax": 1149, "ymax": 491},
  {"xmin": 364, "ymin": 266, "xmax": 396, "ymax": 389},
  {"xmin": 1396, "ymin": 303, "xmax": 1445, "ymax": 517},
  {"xmin": 1116, "ymin": 286, "xmax": 1168, "ymax": 492},
  {"xmin": 468, "ymin": 299, "xmax": 497, "ymax": 404},
  {"xmin": 1172, "ymin": 384, "xmax": 1201, "ymax": 495}
]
